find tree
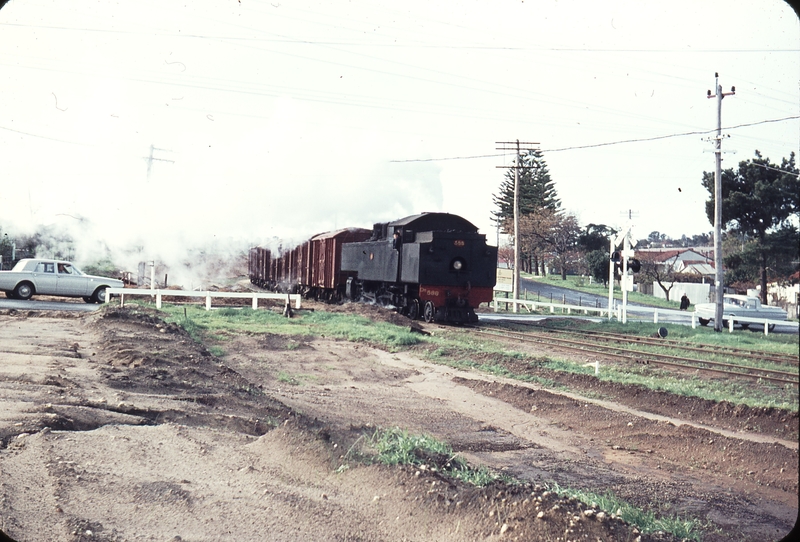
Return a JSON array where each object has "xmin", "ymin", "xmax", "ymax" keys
[
  {"xmin": 702, "ymin": 151, "xmax": 800, "ymax": 303},
  {"xmin": 518, "ymin": 210, "xmax": 581, "ymax": 280},
  {"xmin": 637, "ymin": 252, "xmax": 680, "ymax": 301},
  {"xmin": 585, "ymin": 249, "xmax": 609, "ymax": 285},
  {"xmin": 493, "ymin": 149, "xmax": 561, "ymax": 274},
  {"xmin": 578, "ymin": 223, "xmax": 616, "ymax": 253},
  {"xmin": 497, "ymin": 244, "xmax": 514, "ymax": 269},
  {"xmin": 723, "ymin": 227, "xmax": 800, "ymax": 291},
  {"xmin": 492, "ymin": 149, "xmax": 561, "ymax": 229}
]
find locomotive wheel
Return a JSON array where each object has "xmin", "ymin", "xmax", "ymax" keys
[
  {"xmin": 407, "ymin": 299, "xmax": 420, "ymax": 320},
  {"xmin": 423, "ymin": 301, "xmax": 435, "ymax": 323}
]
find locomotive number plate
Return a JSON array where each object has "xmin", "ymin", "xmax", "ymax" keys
[{"xmin": 453, "ymin": 240, "xmax": 465, "ymax": 247}]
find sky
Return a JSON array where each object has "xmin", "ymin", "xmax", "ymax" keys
[{"xmin": 1, "ymin": 0, "xmax": 798, "ymax": 284}]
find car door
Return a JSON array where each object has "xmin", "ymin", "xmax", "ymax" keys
[
  {"xmin": 56, "ymin": 263, "xmax": 90, "ymax": 296},
  {"xmin": 32, "ymin": 262, "xmax": 58, "ymax": 294}
]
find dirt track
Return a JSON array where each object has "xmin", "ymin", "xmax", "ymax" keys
[{"xmin": 0, "ymin": 305, "xmax": 797, "ymax": 542}]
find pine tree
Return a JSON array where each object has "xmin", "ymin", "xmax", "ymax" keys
[
  {"xmin": 492, "ymin": 149, "xmax": 561, "ymax": 274},
  {"xmin": 492, "ymin": 148, "xmax": 560, "ymax": 232}
]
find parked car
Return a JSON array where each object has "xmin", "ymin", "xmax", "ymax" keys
[
  {"xmin": 0, "ymin": 258, "xmax": 124, "ymax": 303},
  {"xmin": 695, "ymin": 294, "xmax": 788, "ymax": 329}
]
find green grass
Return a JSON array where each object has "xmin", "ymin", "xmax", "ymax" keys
[
  {"xmin": 158, "ymin": 304, "xmax": 423, "ymax": 351},
  {"xmin": 132, "ymin": 301, "xmax": 784, "ymax": 541},
  {"xmin": 369, "ymin": 427, "xmax": 708, "ymax": 541},
  {"xmin": 530, "ymin": 318, "xmax": 800, "ymax": 357},
  {"xmin": 277, "ymin": 371, "xmax": 306, "ymax": 386},
  {"xmin": 516, "ymin": 272, "xmax": 686, "ymax": 310},
  {"xmin": 369, "ymin": 427, "xmax": 514, "ymax": 487},
  {"xmin": 153, "ymin": 301, "xmax": 797, "ymax": 411},
  {"xmin": 547, "ymin": 482, "xmax": 708, "ymax": 541}
]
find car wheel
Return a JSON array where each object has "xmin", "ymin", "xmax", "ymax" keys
[
  {"xmin": 4, "ymin": 291, "xmax": 16, "ymax": 299},
  {"xmin": 698, "ymin": 318, "xmax": 709, "ymax": 326},
  {"xmin": 83, "ymin": 296, "xmax": 94, "ymax": 303},
  {"xmin": 13, "ymin": 282, "xmax": 33, "ymax": 300},
  {"xmin": 423, "ymin": 301, "xmax": 435, "ymax": 323},
  {"xmin": 91, "ymin": 287, "xmax": 108, "ymax": 304}
]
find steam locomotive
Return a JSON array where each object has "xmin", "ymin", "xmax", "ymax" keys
[{"xmin": 249, "ymin": 212, "xmax": 498, "ymax": 324}]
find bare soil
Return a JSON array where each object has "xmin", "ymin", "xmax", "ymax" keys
[{"xmin": 0, "ymin": 302, "xmax": 797, "ymax": 542}]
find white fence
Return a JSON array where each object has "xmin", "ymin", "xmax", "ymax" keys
[
  {"xmin": 105, "ymin": 288, "xmax": 302, "ymax": 311},
  {"xmin": 492, "ymin": 296, "xmax": 797, "ymax": 335}
]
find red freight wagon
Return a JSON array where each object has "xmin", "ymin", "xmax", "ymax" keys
[{"xmin": 309, "ymin": 228, "xmax": 371, "ymax": 296}]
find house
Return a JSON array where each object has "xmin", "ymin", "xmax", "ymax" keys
[
  {"xmin": 767, "ymin": 272, "xmax": 800, "ymax": 319},
  {"xmin": 635, "ymin": 248, "xmax": 715, "ymax": 280},
  {"xmin": 634, "ymin": 248, "xmax": 715, "ymax": 302}
]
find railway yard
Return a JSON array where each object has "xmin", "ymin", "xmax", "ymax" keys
[{"xmin": 0, "ymin": 300, "xmax": 797, "ymax": 541}]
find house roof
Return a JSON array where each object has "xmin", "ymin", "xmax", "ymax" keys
[
  {"xmin": 635, "ymin": 248, "xmax": 711, "ymax": 263},
  {"xmin": 679, "ymin": 262, "xmax": 716, "ymax": 275}
]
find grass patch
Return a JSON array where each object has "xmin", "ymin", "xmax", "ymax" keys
[
  {"xmin": 158, "ymin": 304, "xmax": 423, "ymax": 351},
  {"xmin": 547, "ymin": 482, "xmax": 707, "ymax": 541},
  {"xmin": 368, "ymin": 427, "xmax": 707, "ymax": 540},
  {"xmin": 153, "ymin": 301, "xmax": 796, "ymax": 410},
  {"xmin": 519, "ymin": 272, "xmax": 683, "ymax": 309},
  {"xmin": 528, "ymin": 318, "xmax": 799, "ymax": 357},
  {"xmin": 370, "ymin": 427, "xmax": 514, "ymax": 487},
  {"xmin": 277, "ymin": 371, "xmax": 305, "ymax": 386},
  {"xmin": 422, "ymin": 325, "xmax": 798, "ymax": 412},
  {"xmin": 542, "ymin": 356, "xmax": 798, "ymax": 411}
]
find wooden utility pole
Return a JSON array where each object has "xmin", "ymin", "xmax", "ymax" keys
[
  {"xmin": 496, "ymin": 140, "xmax": 539, "ymax": 313},
  {"xmin": 707, "ymin": 73, "xmax": 735, "ymax": 332}
]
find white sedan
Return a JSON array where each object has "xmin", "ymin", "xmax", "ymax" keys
[
  {"xmin": 695, "ymin": 294, "xmax": 788, "ymax": 329},
  {"xmin": 0, "ymin": 258, "xmax": 124, "ymax": 303}
]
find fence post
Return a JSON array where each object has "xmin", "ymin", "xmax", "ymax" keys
[
  {"xmin": 691, "ymin": 312, "xmax": 696, "ymax": 329},
  {"xmin": 653, "ymin": 309, "xmax": 658, "ymax": 323},
  {"xmin": 156, "ymin": 292, "xmax": 162, "ymax": 310},
  {"xmin": 764, "ymin": 320, "xmax": 769, "ymax": 336},
  {"xmin": 205, "ymin": 293, "xmax": 212, "ymax": 311},
  {"xmin": 252, "ymin": 296, "xmax": 258, "ymax": 310}
]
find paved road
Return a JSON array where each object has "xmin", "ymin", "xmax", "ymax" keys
[
  {"xmin": 0, "ymin": 298, "xmax": 102, "ymax": 312},
  {"xmin": 484, "ymin": 278, "xmax": 799, "ymax": 335},
  {"xmin": 502, "ymin": 276, "xmax": 651, "ymax": 309}
]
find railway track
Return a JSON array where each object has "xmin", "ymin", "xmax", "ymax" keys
[
  {"xmin": 471, "ymin": 325, "xmax": 799, "ymax": 387},
  {"xmin": 529, "ymin": 326, "xmax": 799, "ymax": 366}
]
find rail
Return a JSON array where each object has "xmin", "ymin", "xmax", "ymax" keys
[
  {"xmin": 104, "ymin": 288, "xmax": 302, "ymax": 311},
  {"xmin": 491, "ymin": 296, "xmax": 797, "ymax": 335}
]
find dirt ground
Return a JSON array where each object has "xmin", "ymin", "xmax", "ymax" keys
[{"xmin": 0, "ymin": 302, "xmax": 797, "ymax": 542}]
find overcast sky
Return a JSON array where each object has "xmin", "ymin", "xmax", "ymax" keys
[{"xmin": 1, "ymin": 0, "xmax": 798, "ymax": 276}]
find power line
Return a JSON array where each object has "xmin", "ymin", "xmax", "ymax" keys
[
  {"xmin": 389, "ymin": 115, "xmax": 800, "ymax": 163},
  {"xmin": 390, "ymin": 152, "xmax": 506, "ymax": 163},
  {"xmin": 542, "ymin": 116, "xmax": 800, "ymax": 153},
  {"xmin": 2, "ymin": 23, "xmax": 799, "ymax": 54}
]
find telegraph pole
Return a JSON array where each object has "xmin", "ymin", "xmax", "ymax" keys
[
  {"xmin": 707, "ymin": 73, "xmax": 735, "ymax": 332},
  {"xmin": 496, "ymin": 140, "xmax": 539, "ymax": 313}
]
